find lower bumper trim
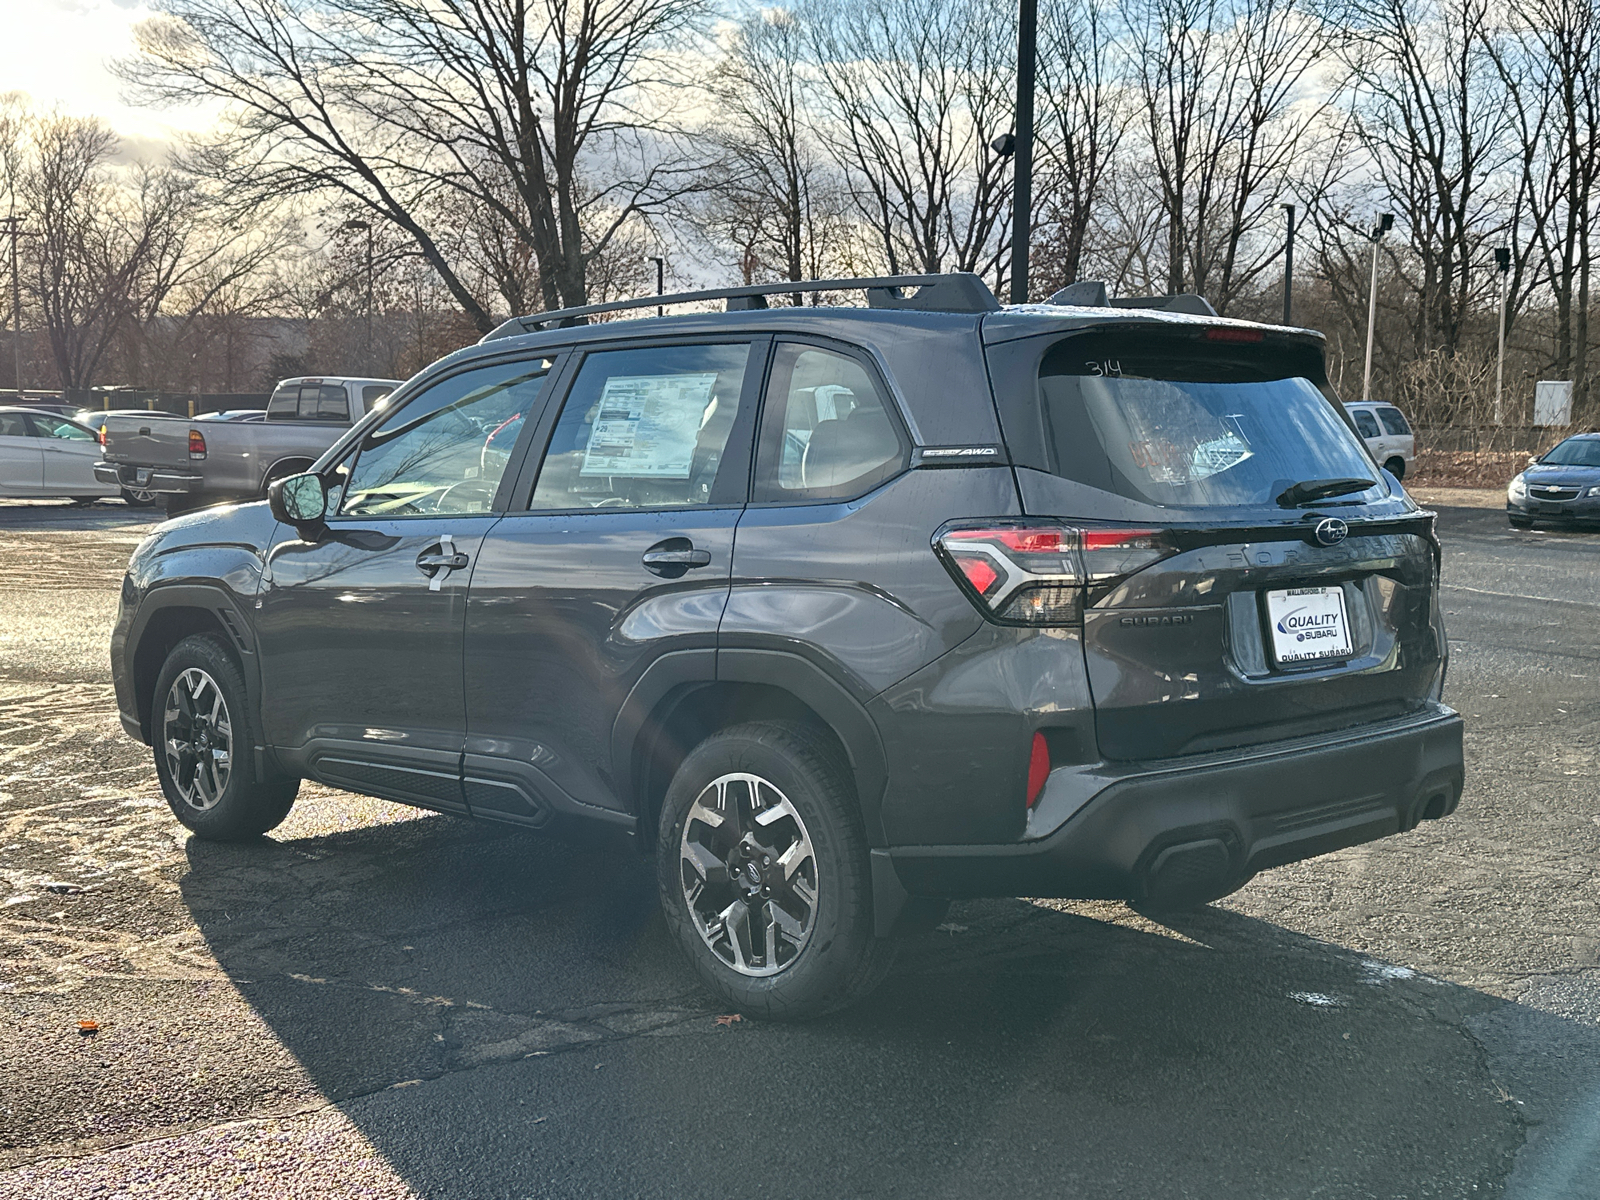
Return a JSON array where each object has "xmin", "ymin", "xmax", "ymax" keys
[{"xmin": 885, "ymin": 710, "xmax": 1464, "ymax": 903}]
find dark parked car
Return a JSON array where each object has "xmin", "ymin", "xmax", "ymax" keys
[
  {"xmin": 110, "ymin": 273, "xmax": 1464, "ymax": 1018},
  {"xmin": 1506, "ymin": 432, "xmax": 1600, "ymax": 528}
]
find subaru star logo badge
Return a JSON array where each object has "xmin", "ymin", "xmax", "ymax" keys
[{"xmin": 1313, "ymin": 517, "xmax": 1349, "ymax": 547}]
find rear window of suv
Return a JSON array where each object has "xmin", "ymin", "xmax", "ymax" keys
[{"xmin": 1026, "ymin": 330, "xmax": 1383, "ymax": 509}]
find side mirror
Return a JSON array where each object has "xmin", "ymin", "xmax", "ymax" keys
[{"xmin": 268, "ymin": 472, "xmax": 328, "ymax": 538}]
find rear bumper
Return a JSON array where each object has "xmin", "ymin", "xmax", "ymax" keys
[
  {"xmin": 95, "ymin": 462, "xmax": 202, "ymax": 494},
  {"xmin": 879, "ymin": 705, "xmax": 1464, "ymax": 906}
]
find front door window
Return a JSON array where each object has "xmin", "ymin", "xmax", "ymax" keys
[{"xmin": 341, "ymin": 360, "xmax": 552, "ymax": 517}]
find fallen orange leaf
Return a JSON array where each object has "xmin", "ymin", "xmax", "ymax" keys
[
  {"xmin": 714, "ymin": 1013, "xmax": 742, "ymax": 1027},
  {"xmin": 77, "ymin": 1020, "xmax": 99, "ymax": 1033}
]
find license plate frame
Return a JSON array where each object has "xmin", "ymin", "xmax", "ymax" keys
[
  {"xmin": 135, "ymin": 468, "xmax": 151, "ymax": 485},
  {"xmin": 1265, "ymin": 585, "xmax": 1353, "ymax": 666}
]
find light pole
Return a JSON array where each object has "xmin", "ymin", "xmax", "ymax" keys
[
  {"xmin": 1280, "ymin": 204, "xmax": 1295, "ymax": 325},
  {"xmin": 1362, "ymin": 212, "xmax": 1394, "ymax": 405},
  {"xmin": 649, "ymin": 256, "xmax": 664, "ymax": 316},
  {"xmin": 344, "ymin": 219, "xmax": 373, "ymax": 372},
  {"xmin": 1010, "ymin": 0, "xmax": 1038, "ymax": 304},
  {"xmin": 1494, "ymin": 246, "xmax": 1511, "ymax": 426}
]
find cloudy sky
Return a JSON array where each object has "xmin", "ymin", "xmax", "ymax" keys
[{"xmin": 6, "ymin": 0, "xmax": 206, "ymax": 156}]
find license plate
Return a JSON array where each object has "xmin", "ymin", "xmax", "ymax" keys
[
  {"xmin": 1266, "ymin": 586, "xmax": 1353, "ymax": 665},
  {"xmin": 1539, "ymin": 502, "xmax": 1565, "ymax": 515},
  {"xmin": 135, "ymin": 468, "xmax": 151, "ymax": 484}
]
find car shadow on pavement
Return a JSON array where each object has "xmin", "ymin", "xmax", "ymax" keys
[{"xmin": 178, "ymin": 813, "xmax": 1600, "ymax": 1200}]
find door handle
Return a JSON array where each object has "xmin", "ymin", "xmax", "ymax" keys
[
  {"xmin": 416, "ymin": 534, "xmax": 470, "ymax": 590},
  {"xmin": 642, "ymin": 538, "xmax": 712, "ymax": 578}
]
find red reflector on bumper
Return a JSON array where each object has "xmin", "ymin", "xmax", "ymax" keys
[{"xmin": 1026, "ymin": 732, "xmax": 1050, "ymax": 808}]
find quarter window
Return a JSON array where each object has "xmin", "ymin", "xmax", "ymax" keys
[
  {"xmin": 754, "ymin": 344, "xmax": 906, "ymax": 503},
  {"xmin": 340, "ymin": 359, "xmax": 552, "ymax": 517},
  {"xmin": 527, "ymin": 343, "xmax": 752, "ymax": 510}
]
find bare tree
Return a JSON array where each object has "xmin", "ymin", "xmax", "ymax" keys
[
  {"xmin": 1488, "ymin": 0, "xmax": 1600, "ymax": 415},
  {"xmin": 122, "ymin": 0, "xmax": 709, "ymax": 330},
  {"xmin": 11, "ymin": 114, "xmax": 203, "ymax": 390},
  {"xmin": 1337, "ymin": 0, "xmax": 1510, "ymax": 355},
  {"xmin": 808, "ymin": 0, "xmax": 1013, "ymax": 280},
  {"xmin": 1031, "ymin": 0, "xmax": 1127, "ymax": 296},
  {"xmin": 699, "ymin": 7, "xmax": 850, "ymax": 293},
  {"xmin": 1120, "ymin": 0, "xmax": 1331, "ymax": 311}
]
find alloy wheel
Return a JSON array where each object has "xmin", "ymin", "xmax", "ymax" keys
[
  {"xmin": 161, "ymin": 667, "xmax": 233, "ymax": 811},
  {"xmin": 679, "ymin": 772, "xmax": 818, "ymax": 977}
]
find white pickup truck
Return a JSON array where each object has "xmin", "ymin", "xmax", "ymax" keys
[{"xmin": 94, "ymin": 376, "xmax": 402, "ymax": 512}]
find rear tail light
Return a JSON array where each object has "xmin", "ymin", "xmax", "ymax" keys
[
  {"xmin": 97, "ymin": 426, "xmax": 106, "ymax": 446},
  {"xmin": 934, "ymin": 520, "xmax": 1175, "ymax": 625},
  {"xmin": 188, "ymin": 429, "xmax": 206, "ymax": 459}
]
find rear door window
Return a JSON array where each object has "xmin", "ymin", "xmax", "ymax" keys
[
  {"xmin": 1350, "ymin": 408, "xmax": 1381, "ymax": 438},
  {"xmin": 753, "ymin": 343, "xmax": 907, "ymax": 503},
  {"xmin": 27, "ymin": 415, "xmax": 94, "ymax": 440},
  {"xmin": 527, "ymin": 343, "xmax": 753, "ymax": 511},
  {"xmin": 1026, "ymin": 330, "xmax": 1383, "ymax": 508},
  {"xmin": 1377, "ymin": 406, "xmax": 1411, "ymax": 436}
]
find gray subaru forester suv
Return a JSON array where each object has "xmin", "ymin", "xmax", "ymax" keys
[{"xmin": 111, "ymin": 273, "xmax": 1464, "ymax": 1018}]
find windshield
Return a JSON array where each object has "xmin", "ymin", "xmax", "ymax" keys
[
  {"xmin": 1539, "ymin": 437, "xmax": 1600, "ymax": 467},
  {"xmin": 1035, "ymin": 333, "xmax": 1382, "ymax": 508}
]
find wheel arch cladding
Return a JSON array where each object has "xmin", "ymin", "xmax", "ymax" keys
[
  {"xmin": 625, "ymin": 669, "xmax": 886, "ymax": 851},
  {"xmin": 131, "ymin": 600, "xmax": 248, "ymax": 743}
]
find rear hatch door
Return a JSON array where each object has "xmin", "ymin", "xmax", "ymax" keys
[{"xmin": 983, "ymin": 320, "xmax": 1445, "ymax": 760}]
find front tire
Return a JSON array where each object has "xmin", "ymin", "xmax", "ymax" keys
[
  {"xmin": 1384, "ymin": 456, "xmax": 1407, "ymax": 481},
  {"xmin": 152, "ymin": 634, "xmax": 298, "ymax": 840},
  {"xmin": 657, "ymin": 721, "xmax": 892, "ymax": 1019}
]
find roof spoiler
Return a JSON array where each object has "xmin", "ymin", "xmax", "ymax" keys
[{"xmin": 1047, "ymin": 280, "xmax": 1218, "ymax": 317}]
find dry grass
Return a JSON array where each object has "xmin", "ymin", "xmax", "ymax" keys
[{"xmin": 1408, "ymin": 448, "xmax": 1528, "ymax": 488}]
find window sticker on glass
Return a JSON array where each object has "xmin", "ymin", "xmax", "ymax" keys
[{"xmin": 580, "ymin": 373, "xmax": 718, "ymax": 480}]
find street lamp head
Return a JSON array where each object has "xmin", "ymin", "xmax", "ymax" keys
[
  {"xmin": 990, "ymin": 132, "xmax": 1016, "ymax": 158},
  {"xmin": 1495, "ymin": 246, "xmax": 1511, "ymax": 273},
  {"xmin": 343, "ymin": 219, "xmax": 371, "ymax": 233},
  {"xmin": 1371, "ymin": 212, "xmax": 1394, "ymax": 240}
]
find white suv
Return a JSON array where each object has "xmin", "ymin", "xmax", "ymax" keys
[{"xmin": 1344, "ymin": 402, "xmax": 1416, "ymax": 482}]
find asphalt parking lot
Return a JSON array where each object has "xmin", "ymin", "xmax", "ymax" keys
[{"xmin": 0, "ymin": 495, "xmax": 1597, "ymax": 1199}]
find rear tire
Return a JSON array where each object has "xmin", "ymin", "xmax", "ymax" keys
[
  {"xmin": 657, "ymin": 721, "xmax": 893, "ymax": 1020},
  {"xmin": 1384, "ymin": 456, "xmax": 1406, "ymax": 481},
  {"xmin": 120, "ymin": 487, "xmax": 159, "ymax": 508},
  {"xmin": 151, "ymin": 634, "xmax": 298, "ymax": 841}
]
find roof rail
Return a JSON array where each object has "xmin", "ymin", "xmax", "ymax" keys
[
  {"xmin": 1047, "ymin": 280, "xmax": 1218, "ymax": 317},
  {"xmin": 481, "ymin": 272, "xmax": 1001, "ymax": 341}
]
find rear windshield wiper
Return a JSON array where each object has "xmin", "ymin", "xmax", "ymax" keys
[{"xmin": 1275, "ymin": 477, "xmax": 1375, "ymax": 507}]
